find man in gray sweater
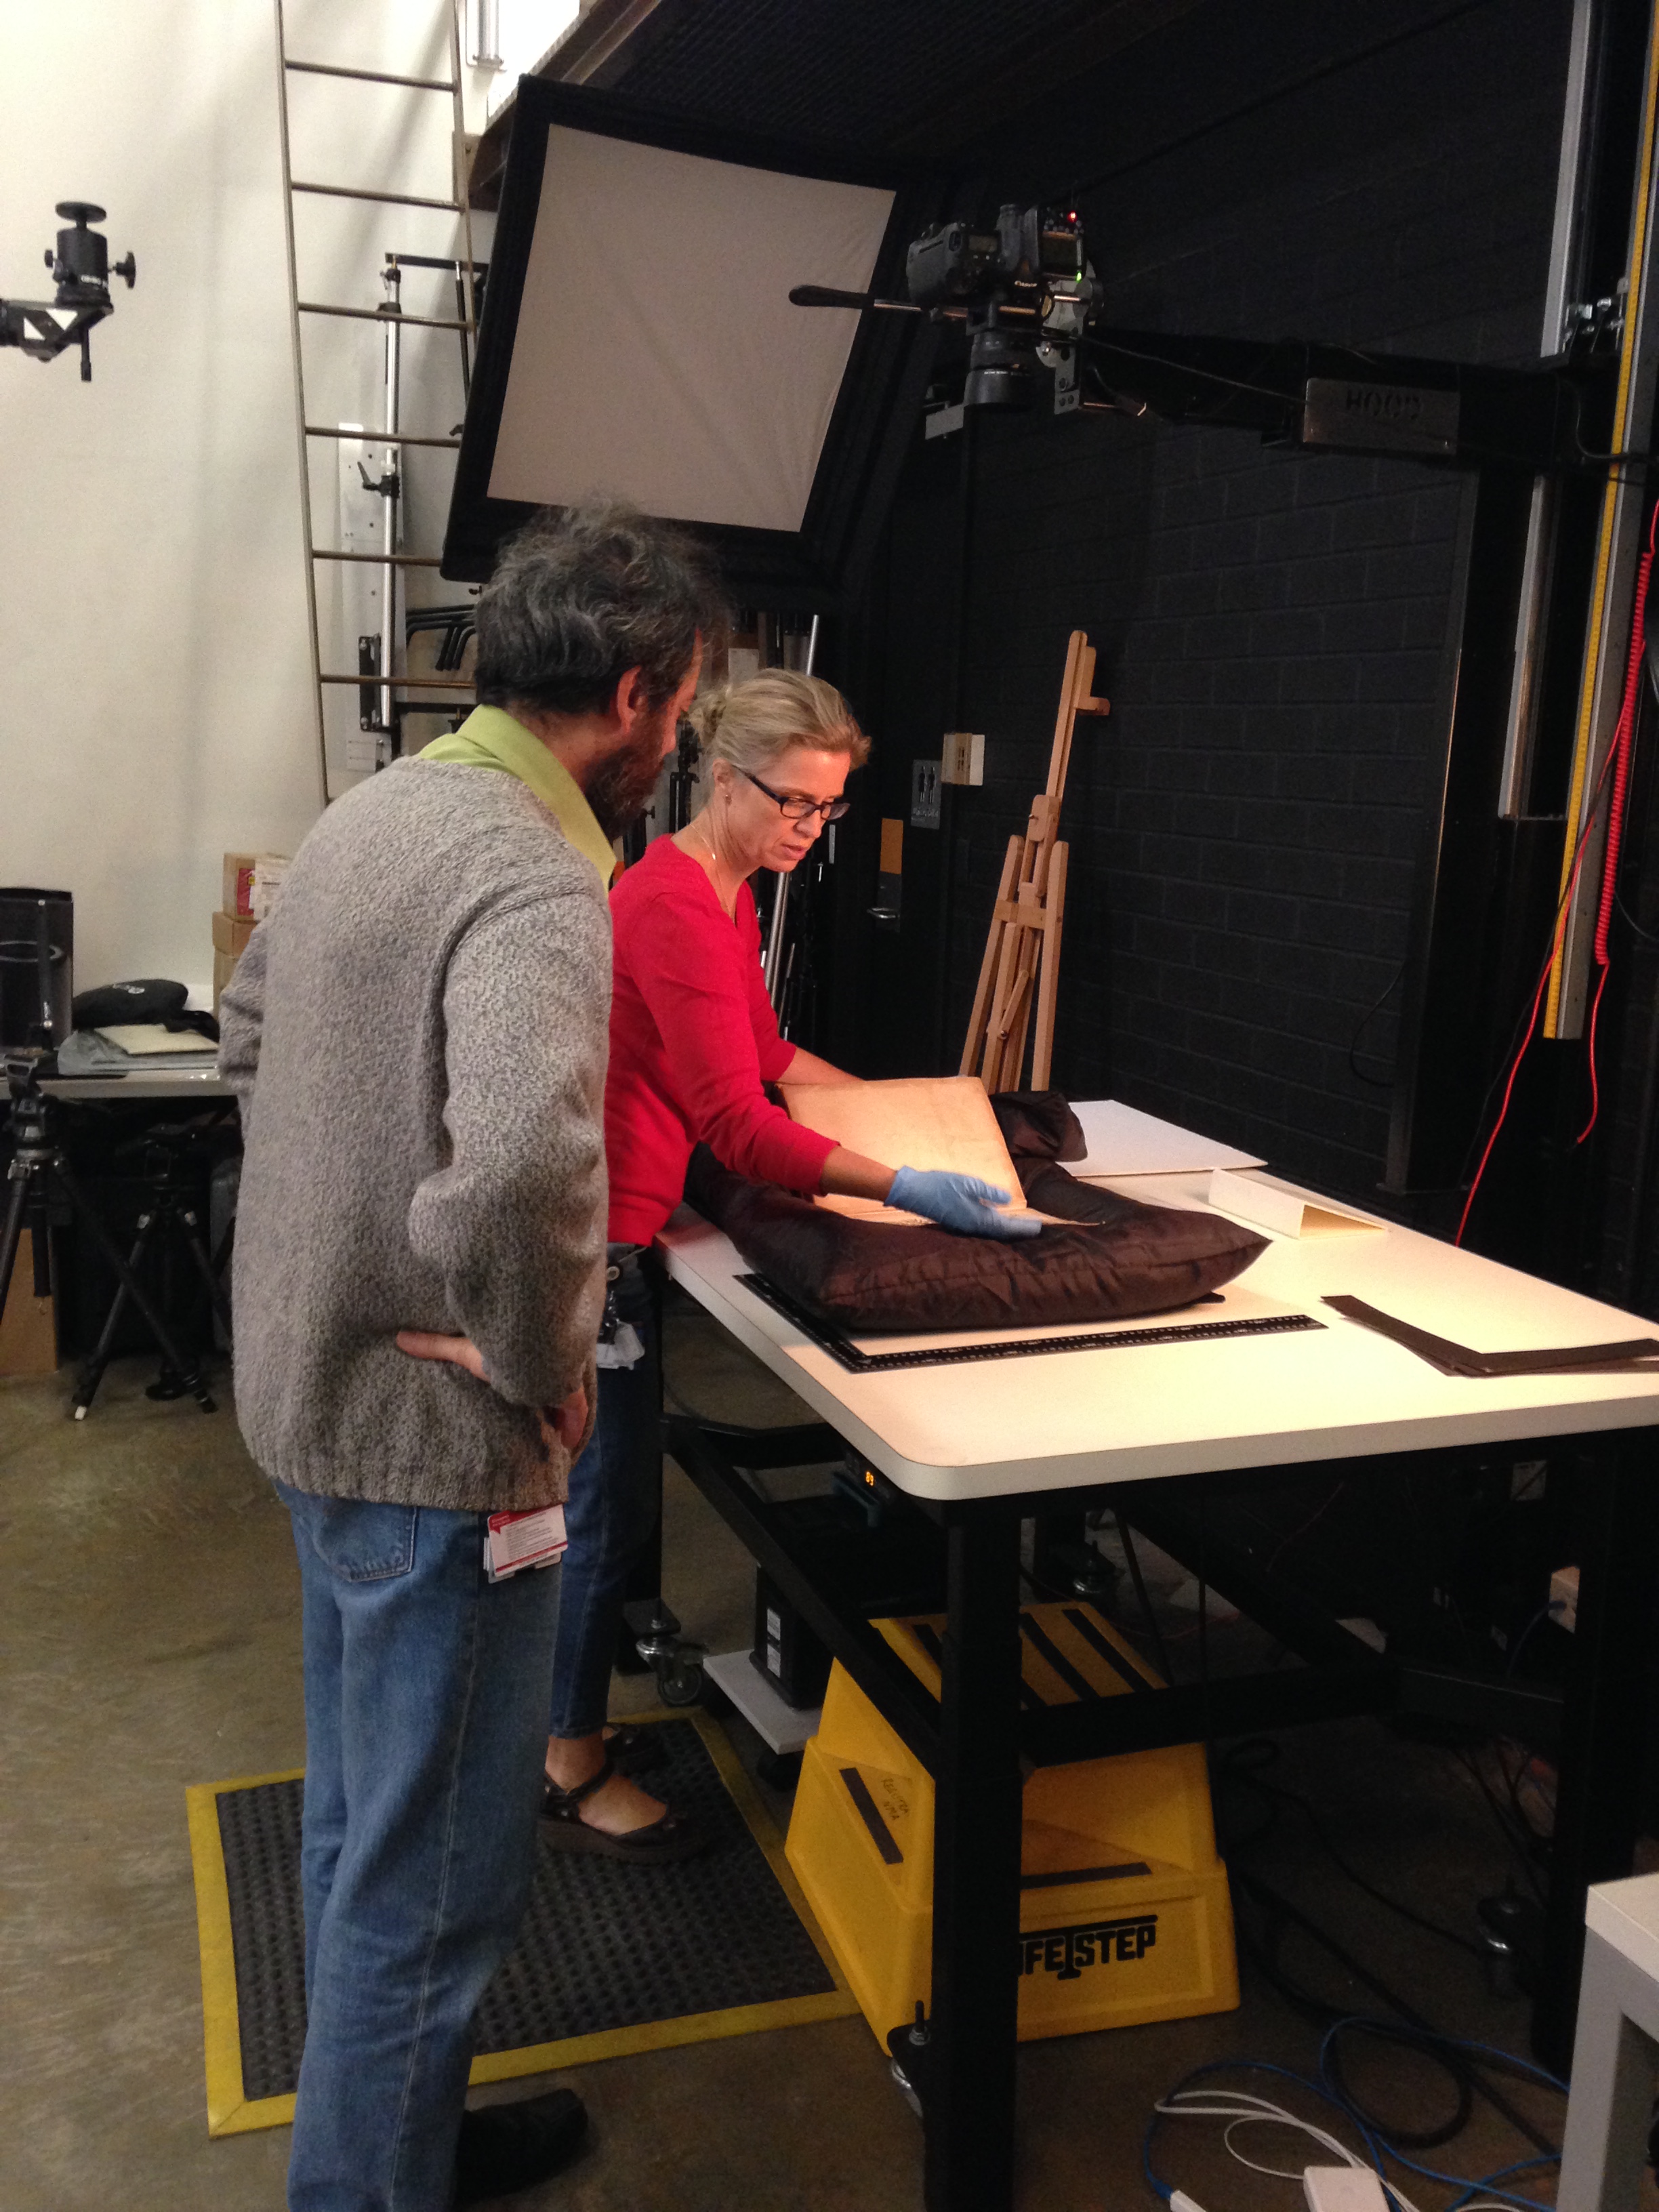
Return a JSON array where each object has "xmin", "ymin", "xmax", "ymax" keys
[{"xmin": 220, "ymin": 503, "xmax": 718, "ymax": 2212}]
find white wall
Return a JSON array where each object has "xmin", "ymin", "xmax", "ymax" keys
[{"xmin": 0, "ymin": 2, "xmax": 498, "ymax": 1006}]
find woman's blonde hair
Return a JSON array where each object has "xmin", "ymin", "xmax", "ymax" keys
[{"xmin": 693, "ymin": 669, "xmax": 869, "ymax": 777}]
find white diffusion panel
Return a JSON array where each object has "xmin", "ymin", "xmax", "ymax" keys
[{"xmin": 488, "ymin": 127, "xmax": 895, "ymax": 533}]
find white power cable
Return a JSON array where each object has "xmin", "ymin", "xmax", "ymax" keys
[{"xmin": 1153, "ymin": 2089, "xmax": 1425, "ymax": 2212}]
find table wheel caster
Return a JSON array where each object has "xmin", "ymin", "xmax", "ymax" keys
[{"xmin": 623, "ymin": 1597, "xmax": 705, "ymax": 1706}]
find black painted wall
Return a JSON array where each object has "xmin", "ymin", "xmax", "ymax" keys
[{"xmin": 843, "ymin": 0, "xmax": 1575, "ymax": 1204}]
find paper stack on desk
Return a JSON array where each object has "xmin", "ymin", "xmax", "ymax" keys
[{"xmin": 92, "ymin": 1025, "xmax": 216, "ymax": 1059}]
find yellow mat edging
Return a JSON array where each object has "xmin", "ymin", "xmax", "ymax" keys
[
  {"xmin": 186, "ymin": 1712, "xmax": 856, "ymax": 2137},
  {"xmin": 186, "ymin": 1765, "xmax": 304, "ymax": 2136}
]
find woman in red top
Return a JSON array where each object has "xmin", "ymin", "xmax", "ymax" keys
[{"xmin": 540, "ymin": 672, "xmax": 1036, "ymax": 1860}]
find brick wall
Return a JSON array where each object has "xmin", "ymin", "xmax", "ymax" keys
[{"xmin": 864, "ymin": 0, "xmax": 1573, "ymax": 1201}]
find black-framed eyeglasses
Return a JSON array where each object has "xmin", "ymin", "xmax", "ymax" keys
[{"xmin": 737, "ymin": 764, "xmax": 851, "ymax": 824}]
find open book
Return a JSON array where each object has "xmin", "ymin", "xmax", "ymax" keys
[{"xmin": 779, "ymin": 1074, "xmax": 1035, "ymax": 1226}]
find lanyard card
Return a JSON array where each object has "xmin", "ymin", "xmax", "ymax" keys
[{"xmin": 484, "ymin": 1502, "xmax": 569, "ymax": 1582}]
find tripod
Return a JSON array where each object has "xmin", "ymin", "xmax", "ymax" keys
[
  {"xmin": 75, "ymin": 1122, "xmax": 230, "ymax": 1417},
  {"xmin": 0, "ymin": 1055, "xmax": 217, "ymax": 1418}
]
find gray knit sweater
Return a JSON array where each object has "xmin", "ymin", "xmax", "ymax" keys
[{"xmin": 218, "ymin": 759, "xmax": 609, "ymax": 1512}]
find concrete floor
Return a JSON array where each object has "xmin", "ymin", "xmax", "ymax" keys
[{"xmin": 0, "ymin": 1298, "xmax": 1642, "ymax": 2210}]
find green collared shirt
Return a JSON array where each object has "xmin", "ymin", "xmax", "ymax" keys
[{"xmin": 418, "ymin": 706, "xmax": 617, "ymax": 886}]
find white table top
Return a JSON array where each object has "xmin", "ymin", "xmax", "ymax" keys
[
  {"xmin": 40, "ymin": 1069, "xmax": 229, "ymax": 1101},
  {"xmin": 659, "ymin": 1145, "xmax": 1659, "ymax": 1503},
  {"xmin": 1587, "ymin": 1873, "xmax": 1659, "ymax": 1986}
]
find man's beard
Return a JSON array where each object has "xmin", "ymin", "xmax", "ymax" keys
[{"xmin": 585, "ymin": 703, "xmax": 676, "ymax": 843}]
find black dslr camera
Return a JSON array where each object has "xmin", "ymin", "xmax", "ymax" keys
[
  {"xmin": 905, "ymin": 205, "xmax": 1086, "ymax": 308},
  {"xmin": 905, "ymin": 203, "xmax": 1094, "ymax": 409}
]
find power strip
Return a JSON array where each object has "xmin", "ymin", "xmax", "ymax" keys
[{"xmin": 1303, "ymin": 2167, "xmax": 1388, "ymax": 2212}]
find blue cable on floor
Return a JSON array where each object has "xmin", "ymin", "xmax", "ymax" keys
[
  {"xmin": 1144, "ymin": 2025, "xmax": 1567, "ymax": 2212},
  {"xmin": 1316, "ymin": 2016, "xmax": 1565, "ymax": 2211}
]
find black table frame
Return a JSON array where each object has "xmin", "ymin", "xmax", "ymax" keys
[{"xmin": 665, "ymin": 1412, "xmax": 1659, "ymax": 2212}]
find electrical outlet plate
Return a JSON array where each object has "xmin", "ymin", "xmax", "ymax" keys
[
  {"xmin": 910, "ymin": 758, "xmax": 941, "ymax": 829},
  {"xmin": 941, "ymin": 731, "xmax": 984, "ymax": 785}
]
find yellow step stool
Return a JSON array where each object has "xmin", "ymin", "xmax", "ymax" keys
[{"xmin": 785, "ymin": 1600, "xmax": 1238, "ymax": 2046}]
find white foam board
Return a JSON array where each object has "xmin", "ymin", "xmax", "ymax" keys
[{"xmin": 1070, "ymin": 1099, "xmax": 1266, "ymax": 1178}]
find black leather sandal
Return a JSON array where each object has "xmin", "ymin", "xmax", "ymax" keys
[{"xmin": 539, "ymin": 1754, "xmax": 710, "ymax": 1864}]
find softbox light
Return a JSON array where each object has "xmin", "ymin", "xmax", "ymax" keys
[{"xmin": 443, "ymin": 80, "xmax": 943, "ymax": 608}]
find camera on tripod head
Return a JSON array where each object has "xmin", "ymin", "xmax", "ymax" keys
[
  {"xmin": 905, "ymin": 205, "xmax": 1086, "ymax": 310},
  {"xmin": 788, "ymin": 198, "xmax": 1099, "ymax": 411},
  {"xmin": 905, "ymin": 203, "xmax": 1097, "ymax": 410},
  {"xmin": 0, "ymin": 887, "xmax": 73, "ymax": 1081}
]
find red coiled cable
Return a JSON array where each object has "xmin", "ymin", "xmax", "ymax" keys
[{"xmin": 1456, "ymin": 502, "xmax": 1657, "ymax": 1244}]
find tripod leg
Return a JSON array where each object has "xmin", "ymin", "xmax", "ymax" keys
[
  {"xmin": 178, "ymin": 1202, "xmax": 232, "ymax": 1336},
  {"xmin": 54, "ymin": 1159, "xmax": 216, "ymax": 1417},
  {"xmin": 0, "ymin": 1165, "xmax": 31, "ymax": 1319},
  {"xmin": 74, "ymin": 1210, "xmax": 157, "ymax": 1416}
]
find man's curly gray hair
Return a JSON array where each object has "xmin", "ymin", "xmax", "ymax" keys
[{"xmin": 474, "ymin": 499, "xmax": 725, "ymax": 716}]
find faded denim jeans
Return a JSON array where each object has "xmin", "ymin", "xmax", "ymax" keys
[{"xmin": 276, "ymin": 1483, "xmax": 560, "ymax": 2212}]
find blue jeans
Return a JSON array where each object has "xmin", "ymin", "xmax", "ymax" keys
[
  {"xmin": 277, "ymin": 1483, "xmax": 562, "ymax": 2212},
  {"xmin": 546, "ymin": 1252, "xmax": 661, "ymax": 1740}
]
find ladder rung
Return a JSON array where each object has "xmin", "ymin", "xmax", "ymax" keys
[
  {"xmin": 306, "ymin": 425, "xmax": 461, "ymax": 449},
  {"xmin": 300, "ymin": 301, "xmax": 472, "ymax": 333},
  {"xmin": 293, "ymin": 180, "xmax": 462, "ymax": 213},
  {"xmin": 311, "ymin": 549, "xmax": 443, "ymax": 567},
  {"xmin": 320, "ymin": 674, "xmax": 474, "ymax": 689},
  {"xmin": 285, "ymin": 59, "xmax": 457, "ymax": 93}
]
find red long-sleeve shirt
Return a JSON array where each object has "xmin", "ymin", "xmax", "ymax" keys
[{"xmin": 605, "ymin": 836, "xmax": 836, "ymax": 1244}]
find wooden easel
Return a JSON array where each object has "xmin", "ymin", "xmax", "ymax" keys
[{"xmin": 960, "ymin": 630, "xmax": 1109, "ymax": 1093}]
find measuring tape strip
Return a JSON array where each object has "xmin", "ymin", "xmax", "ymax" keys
[{"xmin": 737, "ymin": 1273, "xmax": 1325, "ymax": 1374}]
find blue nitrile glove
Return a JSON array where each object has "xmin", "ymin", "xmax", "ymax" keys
[{"xmin": 888, "ymin": 1166, "xmax": 1043, "ymax": 1240}]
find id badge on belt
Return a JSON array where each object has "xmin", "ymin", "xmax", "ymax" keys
[{"xmin": 483, "ymin": 1503, "xmax": 569, "ymax": 1582}]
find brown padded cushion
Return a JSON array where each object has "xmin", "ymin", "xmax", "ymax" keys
[
  {"xmin": 682, "ymin": 1144, "xmax": 1266, "ymax": 1336},
  {"xmin": 988, "ymin": 1089, "xmax": 1086, "ymax": 1164}
]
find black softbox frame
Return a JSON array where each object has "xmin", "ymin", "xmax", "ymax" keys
[{"xmin": 441, "ymin": 79, "xmax": 945, "ymax": 611}]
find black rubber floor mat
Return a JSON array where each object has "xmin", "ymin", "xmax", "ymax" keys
[{"xmin": 211, "ymin": 1717, "xmax": 840, "ymax": 2110}]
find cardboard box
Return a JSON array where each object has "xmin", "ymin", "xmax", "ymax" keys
[
  {"xmin": 211, "ymin": 909, "xmax": 257, "ymax": 957},
  {"xmin": 222, "ymin": 853, "xmax": 256, "ymax": 918},
  {"xmin": 213, "ymin": 947, "xmax": 239, "ymax": 1017},
  {"xmin": 250, "ymin": 857, "xmax": 288, "ymax": 920},
  {"xmin": 223, "ymin": 851, "xmax": 289, "ymax": 921},
  {"xmin": 0, "ymin": 1230, "xmax": 57, "ymax": 1377}
]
